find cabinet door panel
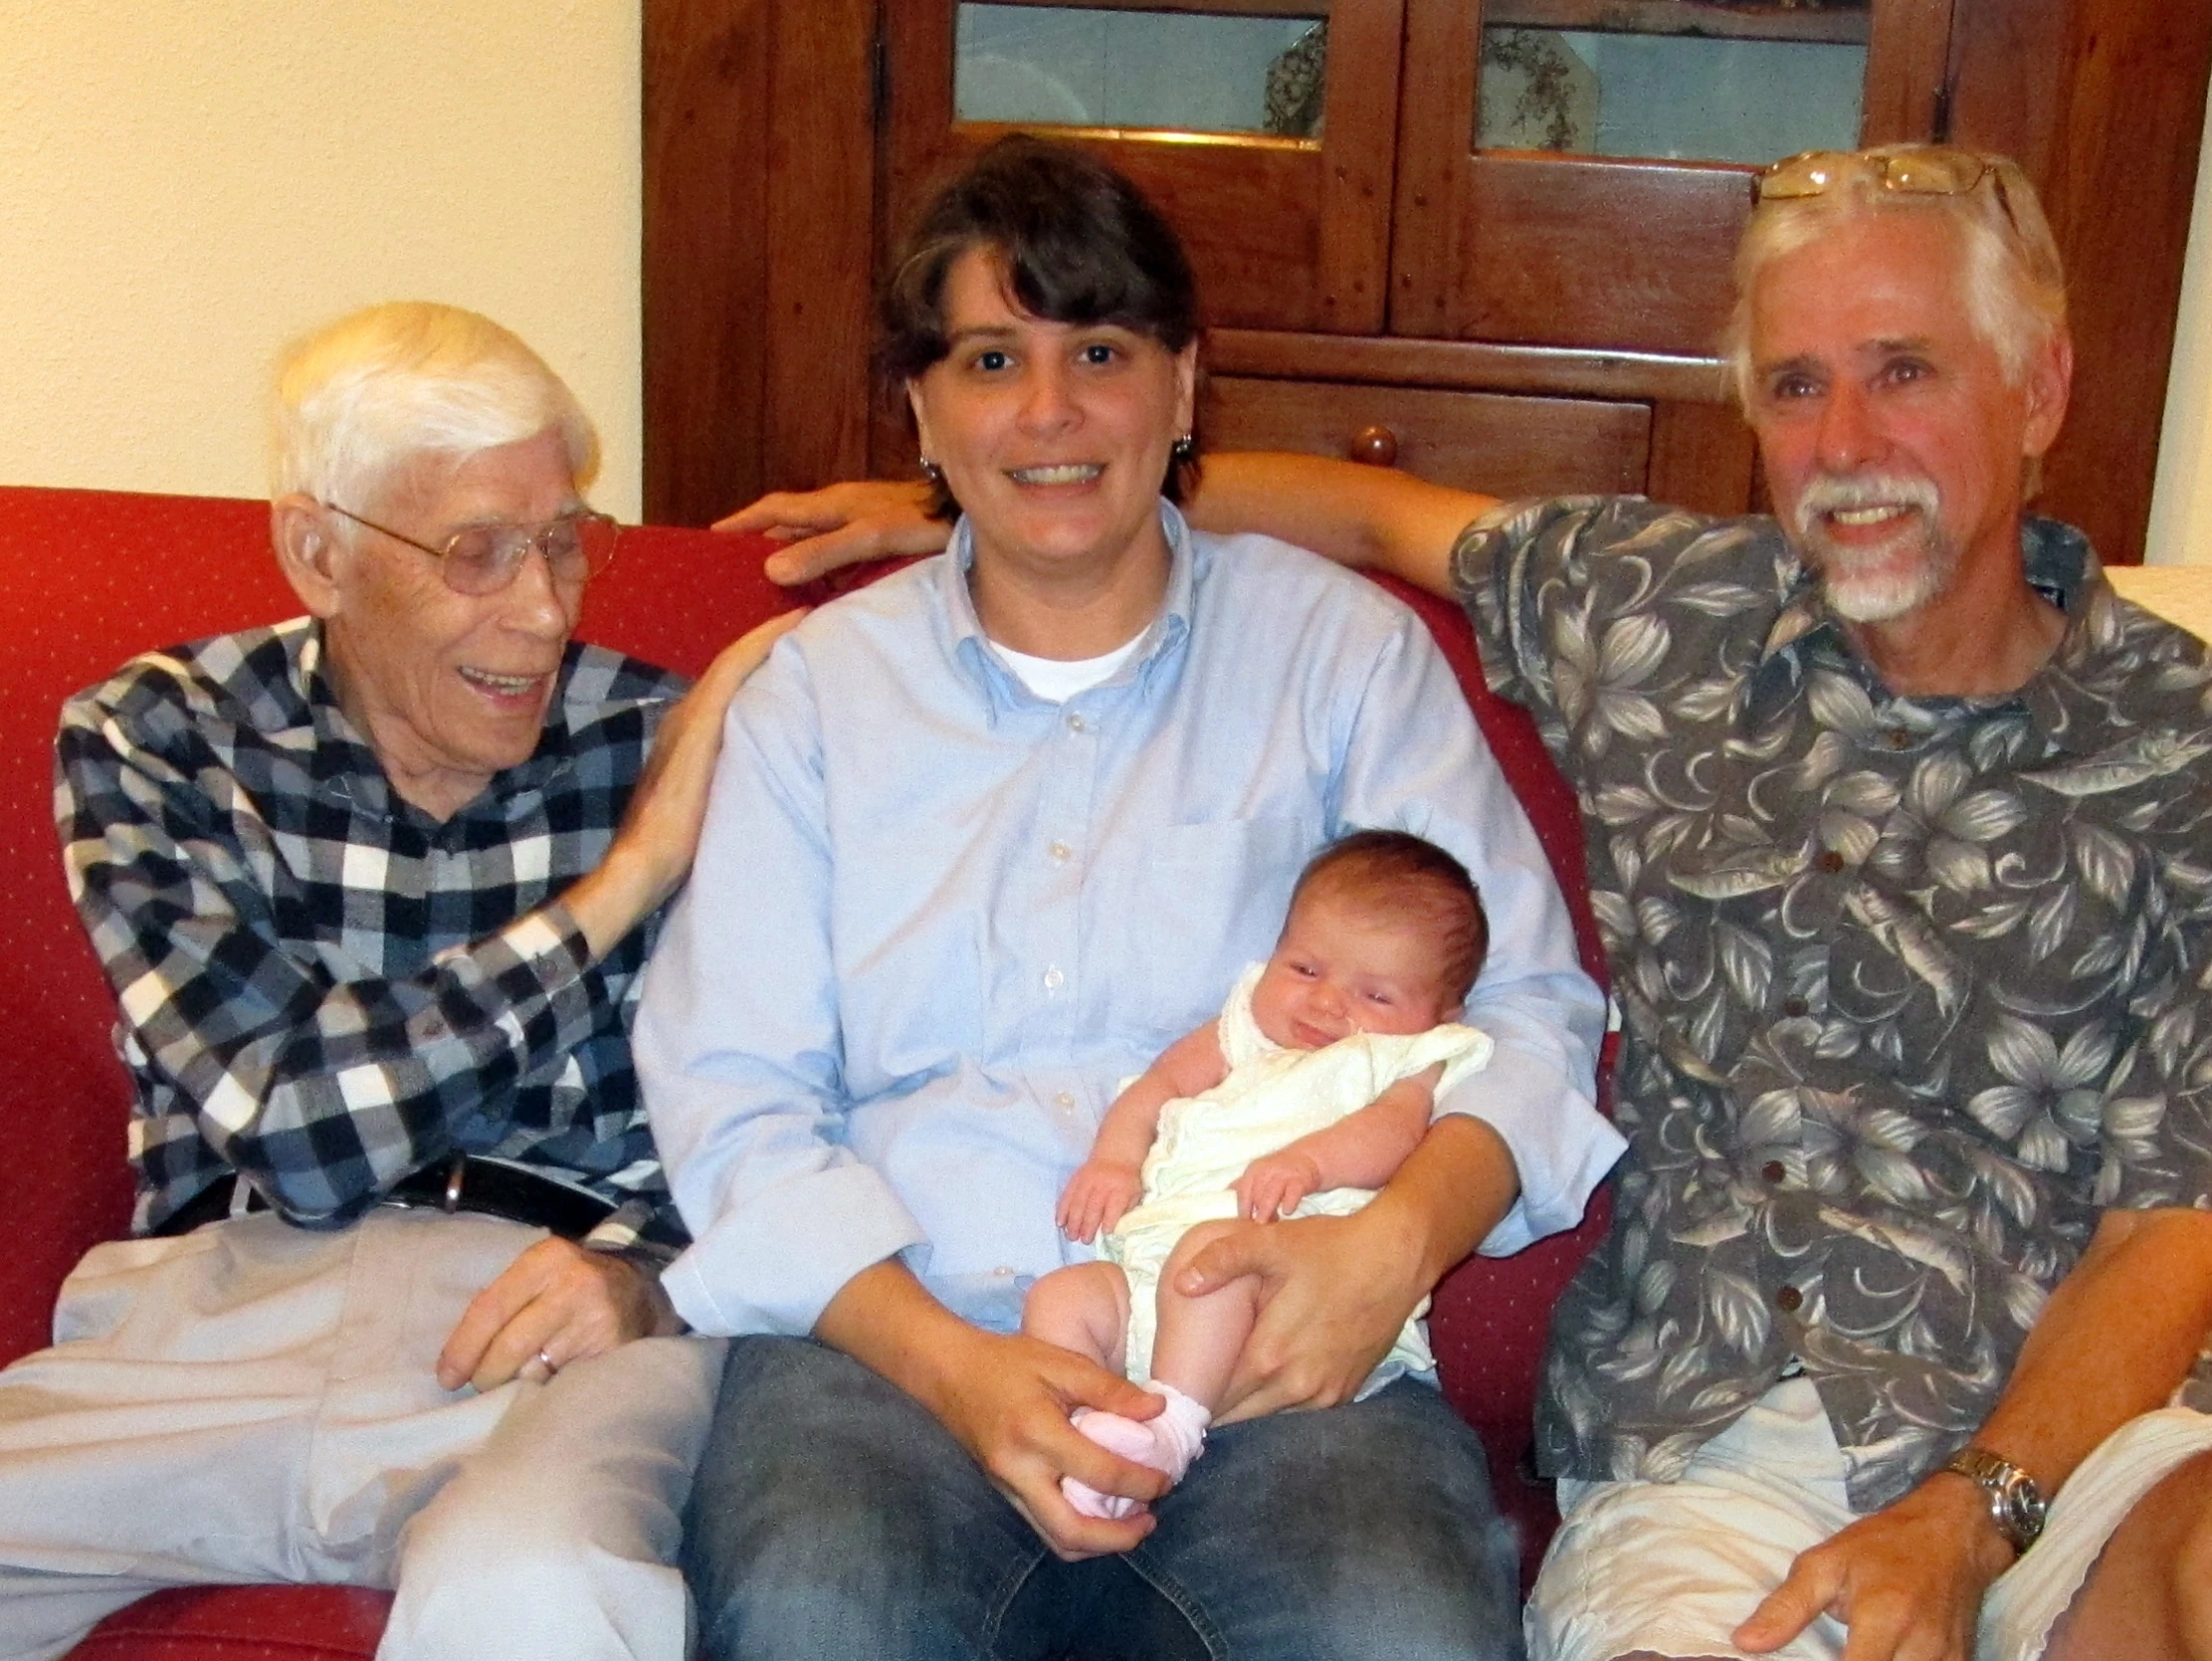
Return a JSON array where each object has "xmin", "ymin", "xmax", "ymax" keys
[
  {"xmin": 885, "ymin": 1, "xmax": 1401, "ymax": 338},
  {"xmin": 1458, "ymin": 157, "xmax": 1749, "ymax": 354},
  {"xmin": 1392, "ymin": 0, "xmax": 1952, "ymax": 350},
  {"xmin": 1206, "ymin": 376, "xmax": 1651, "ymax": 498}
]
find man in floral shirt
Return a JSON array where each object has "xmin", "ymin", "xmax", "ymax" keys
[{"xmin": 745, "ymin": 146, "xmax": 2212, "ymax": 1661}]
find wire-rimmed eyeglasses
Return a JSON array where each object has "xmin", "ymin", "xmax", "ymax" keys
[{"xmin": 322, "ymin": 502, "xmax": 620, "ymax": 596}]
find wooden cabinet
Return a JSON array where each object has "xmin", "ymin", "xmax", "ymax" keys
[
  {"xmin": 645, "ymin": 0, "xmax": 2209, "ymax": 564},
  {"xmin": 1207, "ymin": 377, "xmax": 1651, "ymax": 500}
]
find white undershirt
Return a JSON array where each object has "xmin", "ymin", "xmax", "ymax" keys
[{"xmin": 990, "ymin": 633, "xmax": 1146, "ymax": 702}]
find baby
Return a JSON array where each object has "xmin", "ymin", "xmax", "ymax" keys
[{"xmin": 1022, "ymin": 829, "xmax": 1494, "ymax": 1518}]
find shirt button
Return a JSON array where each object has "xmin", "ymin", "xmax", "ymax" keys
[
  {"xmin": 1049, "ymin": 840, "xmax": 1072, "ymax": 863},
  {"xmin": 1775, "ymin": 1284, "xmax": 1804, "ymax": 1312},
  {"xmin": 1066, "ymin": 713, "xmax": 1087, "ymax": 733},
  {"xmin": 1782, "ymin": 996, "xmax": 1809, "ymax": 1018},
  {"xmin": 1055, "ymin": 1091, "xmax": 1076, "ymax": 1110},
  {"xmin": 1043, "ymin": 967, "xmax": 1065, "ymax": 993},
  {"xmin": 1815, "ymin": 850, "xmax": 1845, "ymax": 874},
  {"xmin": 1761, "ymin": 1161, "xmax": 1786, "ymax": 1185},
  {"xmin": 992, "ymin": 1265, "xmax": 1014, "ymax": 1278}
]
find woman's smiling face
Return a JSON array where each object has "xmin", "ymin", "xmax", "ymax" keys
[{"xmin": 907, "ymin": 247, "xmax": 1196, "ymax": 586}]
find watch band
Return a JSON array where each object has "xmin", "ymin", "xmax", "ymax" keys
[{"xmin": 1942, "ymin": 1445, "xmax": 2047, "ymax": 1554}]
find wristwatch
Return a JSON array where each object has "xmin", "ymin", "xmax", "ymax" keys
[{"xmin": 1942, "ymin": 1445, "xmax": 2047, "ymax": 1554}]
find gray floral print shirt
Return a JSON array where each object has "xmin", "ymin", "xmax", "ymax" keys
[{"xmin": 1454, "ymin": 497, "xmax": 2212, "ymax": 1510}]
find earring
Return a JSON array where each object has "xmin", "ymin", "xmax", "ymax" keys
[
  {"xmin": 919, "ymin": 453, "xmax": 945, "ymax": 487},
  {"xmin": 1172, "ymin": 433, "xmax": 1195, "ymax": 460}
]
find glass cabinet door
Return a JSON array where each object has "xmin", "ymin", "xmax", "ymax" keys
[
  {"xmin": 1475, "ymin": 2, "xmax": 1870, "ymax": 164},
  {"xmin": 954, "ymin": 4, "xmax": 1328, "ymax": 136},
  {"xmin": 1392, "ymin": 0, "xmax": 1955, "ymax": 353},
  {"xmin": 884, "ymin": 1, "xmax": 1402, "ymax": 339}
]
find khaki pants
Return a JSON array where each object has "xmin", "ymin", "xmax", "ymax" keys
[{"xmin": 0, "ymin": 1209, "xmax": 723, "ymax": 1661}]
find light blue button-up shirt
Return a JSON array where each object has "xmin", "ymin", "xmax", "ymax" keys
[{"xmin": 637, "ymin": 508, "xmax": 1620, "ymax": 1337}]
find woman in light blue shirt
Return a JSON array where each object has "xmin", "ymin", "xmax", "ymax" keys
[{"xmin": 638, "ymin": 134, "xmax": 1615, "ymax": 1661}]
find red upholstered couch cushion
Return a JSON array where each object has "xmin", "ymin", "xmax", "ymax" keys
[
  {"xmin": 64, "ymin": 1587, "xmax": 395, "ymax": 1661},
  {"xmin": 0, "ymin": 488, "xmax": 290, "ymax": 1365},
  {"xmin": 1369, "ymin": 575, "xmax": 1612, "ymax": 1587},
  {"xmin": 0, "ymin": 487, "xmax": 1607, "ymax": 1651}
]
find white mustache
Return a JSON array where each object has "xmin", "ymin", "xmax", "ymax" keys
[{"xmin": 1793, "ymin": 473, "xmax": 1941, "ymax": 537}]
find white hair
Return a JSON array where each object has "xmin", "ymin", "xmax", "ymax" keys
[
  {"xmin": 1722, "ymin": 146, "xmax": 2069, "ymax": 408},
  {"xmin": 271, "ymin": 302, "xmax": 598, "ymax": 514}
]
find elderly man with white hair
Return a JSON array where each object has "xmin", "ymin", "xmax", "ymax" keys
[
  {"xmin": 0, "ymin": 302, "xmax": 794, "ymax": 1661},
  {"xmin": 739, "ymin": 145, "xmax": 2212, "ymax": 1661}
]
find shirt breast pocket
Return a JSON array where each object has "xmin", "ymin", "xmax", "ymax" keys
[{"xmin": 1106, "ymin": 817, "xmax": 1313, "ymax": 1038}]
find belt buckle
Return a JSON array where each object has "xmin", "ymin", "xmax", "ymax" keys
[{"xmin": 380, "ymin": 1154, "xmax": 469, "ymax": 1217}]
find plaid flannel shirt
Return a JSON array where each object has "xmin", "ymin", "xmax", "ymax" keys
[{"xmin": 55, "ymin": 616, "xmax": 689, "ymax": 1254}]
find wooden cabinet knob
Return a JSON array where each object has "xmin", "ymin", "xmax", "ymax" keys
[{"xmin": 1349, "ymin": 424, "xmax": 1398, "ymax": 466}]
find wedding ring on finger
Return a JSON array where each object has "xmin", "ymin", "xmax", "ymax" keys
[{"xmin": 536, "ymin": 1347, "xmax": 558, "ymax": 1377}]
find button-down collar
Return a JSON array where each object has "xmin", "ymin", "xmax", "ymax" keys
[{"xmin": 942, "ymin": 503, "xmax": 1198, "ymax": 719}]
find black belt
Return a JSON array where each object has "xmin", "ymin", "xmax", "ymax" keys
[{"xmin": 152, "ymin": 1155, "xmax": 617, "ymax": 1241}]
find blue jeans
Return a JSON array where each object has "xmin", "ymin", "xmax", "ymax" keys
[{"xmin": 685, "ymin": 1336, "xmax": 1523, "ymax": 1661}]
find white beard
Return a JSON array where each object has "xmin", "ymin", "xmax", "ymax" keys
[{"xmin": 1791, "ymin": 473, "xmax": 1954, "ymax": 624}]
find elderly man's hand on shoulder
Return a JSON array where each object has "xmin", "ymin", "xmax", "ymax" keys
[{"xmin": 565, "ymin": 607, "xmax": 805, "ymax": 961}]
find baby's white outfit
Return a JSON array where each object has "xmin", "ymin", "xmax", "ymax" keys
[{"xmin": 1101, "ymin": 962, "xmax": 1494, "ymax": 1391}]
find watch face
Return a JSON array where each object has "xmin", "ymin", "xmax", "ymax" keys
[
  {"xmin": 2003, "ymin": 1480, "xmax": 2048, "ymax": 1545},
  {"xmin": 1947, "ymin": 1446, "xmax": 2045, "ymax": 1550}
]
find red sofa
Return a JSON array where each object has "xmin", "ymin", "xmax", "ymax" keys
[{"xmin": 0, "ymin": 484, "xmax": 1609, "ymax": 1657}]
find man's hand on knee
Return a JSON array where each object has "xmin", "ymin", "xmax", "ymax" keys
[
  {"xmin": 437, "ymin": 1237, "xmax": 681, "ymax": 1392},
  {"xmin": 1734, "ymin": 1475, "xmax": 2013, "ymax": 1661}
]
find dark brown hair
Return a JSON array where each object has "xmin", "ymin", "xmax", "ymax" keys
[
  {"xmin": 1288, "ymin": 830, "xmax": 1490, "ymax": 1006},
  {"xmin": 879, "ymin": 134, "xmax": 1204, "ymax": 517}
]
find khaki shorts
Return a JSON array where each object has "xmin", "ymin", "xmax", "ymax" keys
[{"xmin": 1528, "ymin": 1376, "xmax": 2212, "ymax": 1661}]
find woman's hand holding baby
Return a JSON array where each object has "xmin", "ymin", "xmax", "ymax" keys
[
  {"xmin": 1179, "ymin": 1116, "xmax": 1522, "ymax": 1422},
  {"xmin": 819, "ymin": 1259, "xmax": 1165, "ymax": 1560},
  {"xmin": 1058, "ymin": 1159, "xmax": 1144, "ymax": 1243},
  {"xmin": 1174, "ymin": 1208, "xmax": 1421, "ymax": 1422}
]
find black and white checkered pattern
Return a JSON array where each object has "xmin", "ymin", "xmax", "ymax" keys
[{"xmin": 55, "ymin": 617, "xmax": 688, "ymax": 1253}]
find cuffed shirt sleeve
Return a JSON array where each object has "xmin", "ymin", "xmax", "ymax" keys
[{"xmin": 635, "ymin": 639, "xmax": 928, "ymax": 1336}]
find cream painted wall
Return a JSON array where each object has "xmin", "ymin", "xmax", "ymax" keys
[
  {"xmin": 1, "ymin": 3, "xmax": 2205, "ymax": 549},
  {"xmin": 2147, "ymin": 89, "xmax": 2212, "ymax": 565},
  {"xmin": 0, "ymin": 2, "xmax": 643, "ymax": 518}
]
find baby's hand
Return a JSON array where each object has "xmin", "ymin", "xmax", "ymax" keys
[
  {"xmin": 1234, "ymin": 1152, "xmax": 1324, "ymax": 1221},
  {"xmin": 1058, "ymin": 1161, "xmax": 1144, "ymax": 1244}
]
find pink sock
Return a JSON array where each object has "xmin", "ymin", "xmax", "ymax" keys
[{"xmin": 1061, "ymin": 1382, "xmax": 1212, "ymax": 1519}]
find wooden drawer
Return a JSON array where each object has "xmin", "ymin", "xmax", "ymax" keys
[{"xmin": 1204, "ymin": 376, "xmax": 1650, "ymax": 500}]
